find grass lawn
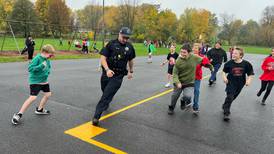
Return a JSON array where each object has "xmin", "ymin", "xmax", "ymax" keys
[{"xmin": 0, "ymin": 37, "xmax": 272, "ymax": 63}]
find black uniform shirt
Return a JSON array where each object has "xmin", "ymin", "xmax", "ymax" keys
[{"xmin": 100, "ymin": 39, "xmax": 136, "ymax": 74}]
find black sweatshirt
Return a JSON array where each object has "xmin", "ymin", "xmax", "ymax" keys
[{"xmin": 207, "ymin": 48, "xmax": 227, "ymax": 65}]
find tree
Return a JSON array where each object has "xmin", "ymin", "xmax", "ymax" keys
[
  {"xmin": 260, "ymin": 5, "xmax": 274, "ymax": 46},
  {"xmin": 9, "ymin": 0, "xmax": 40, "ymax": 37},
  {"xmin": 116, "ymin": 0, "xmax": 139, "ymax": 30},
  {"xmin": 35, "ymin": 0, "xmax": 49, "ymax": 35},
  {"xmin": 218, "ymin": 13, "xmax": 243, "ymax": 45},
  {"xmin": 77, "ymin": 1, "xmax": 102, "ymax": 31},
  {"xmin": 157, "ymin": 9, "xmax": 177, "ymax": 42},
  {"xmin": 238, "ymin": 20, "xmax": 259, "ymax": 45},
  {"xmin": 0, "ymin": 0, "xmax": 15, "ymax": 30},
  {"xmin": 133, "ymin": 3, "xmax": 159, "ymax": 41},
  {"xmin": 47, "ymin": 0, "xmax": 71, "ymax": 37}
]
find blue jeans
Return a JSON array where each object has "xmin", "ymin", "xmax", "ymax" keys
[
  {"xmin": 193, "ymin": 80, "xmax": 201, "ymax": 110},
  {"xmin": 209, "ymin": 63, "xmax": 221, "ymax": 82}
]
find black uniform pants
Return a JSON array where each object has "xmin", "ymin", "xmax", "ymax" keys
[
  {"xmin": 93, "ymin": 73, "xmax": 124, "ymax": 119},
  {"xmin": 28, "ymin": 48, "xmax": 34, "ymax": 60},
  {"xmin": 257, "ymin": 80, "xmax": 274, "ymax": 102},
  {"xmin": 222, "ymin": 83, "xmax": 244, "ymax": 116}
]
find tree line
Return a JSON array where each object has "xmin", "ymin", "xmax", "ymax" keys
[{"xmin": 0, "ymin": 0, "xmax": 273, "ymax": 46}]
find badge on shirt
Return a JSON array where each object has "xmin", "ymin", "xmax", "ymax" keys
[{"xmin": 125, "ymin": 47, "xmax": 129, "ymax": 51}]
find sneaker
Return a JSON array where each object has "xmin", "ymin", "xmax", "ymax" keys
[
  {"xmin": 180, "ymin": 100, "xmax": 186, "ymax": 110},
  {"xmin": 11, "ymin": 113, "xmax": 21, "ymax": 125},
  {"xmin": 193, "ymin": 109, "xmax": 200, "ymax": 115},
  {"xmin": 208, "ymin": 80, "xmax": 213, "ymax": 86},
  {"xmin": 257, "ymin": 92, "xmax": 261, "ymax": 97},
  {"xmin": 168, "ymin": 106, "xmax": 174, "ymax": 115},
  {"xmin": 92, "ymin": 118, "xmax": 99, "ymax": 126},
  {"xmin": 185, "ymin": 102, "xmax": 192, "ymax": 108},
  {"xmin": 164, "ymin": 82, "xmax": 171, "ymax": 88},
  {"xmin": 261, "ymin": 100, "xmax": 266, "ymax": 105},
  {"xmin": 35, "ymin": 108, "xmax": 50, "ymax": 115},
  {"xmin": 223, "ymin": 114, "xmax": 230, "ymax": 121}
]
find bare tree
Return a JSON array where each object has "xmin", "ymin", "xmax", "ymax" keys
[
  {"xmin": 260, "ymin": 6, "xmax": 274, "ymax": 46},
  {"xmin": 117, "ymin": 0, "xmax": 139, "ymax": 31}
]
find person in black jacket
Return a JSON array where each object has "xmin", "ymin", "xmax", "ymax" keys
[
  {"xmin": 207, "ymin": 41, "xmax": 227, "ymax": 86},
  {"xmin": 25, "ymin": 35, "xmax": 35, "ymax": 60}
]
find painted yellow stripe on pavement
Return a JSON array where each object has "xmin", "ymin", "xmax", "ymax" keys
[
  {"xmin": 65, "ymin": 122, "xmax": 127, "ymax": 154},
  {"xmin": 100, "ymin": 88, "xmax": 173, "ymax": 121},
  {"xmin": 65, "ymin": 73, "xmax": 215, "ymax": 153}
]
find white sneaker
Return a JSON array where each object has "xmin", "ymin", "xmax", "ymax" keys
[
  {"xmin": 165, "ymin": 82, "xmax": 171, "ymax": 88},
  {"xmin": 11, "ymin": 114, "xmax": 21, "ymax": 125}
]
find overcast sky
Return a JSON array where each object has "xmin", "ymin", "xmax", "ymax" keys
[{"xmin": 65, "ymin": 0, "xmax": 273, "ymax": 22}]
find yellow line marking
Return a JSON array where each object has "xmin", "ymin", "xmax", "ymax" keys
[
  {"xmin": 100, "ymin": 89, "xmax": 173, "ymax": 121},
  {"xmin": 65, "ymin": 123, "xmax": 126, "ymax": 154},
  {"xmin": 65, "ymin": 73, "xmax": 215, "ymax": 153}
]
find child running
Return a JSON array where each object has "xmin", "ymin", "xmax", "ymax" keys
[
  {"xmin": 256, "ymin": 48, "xmax": 274, "ymax": 105},
  {"xmin": 192, "ymin": 43, "xmax": 213, "ymax": 114},
  {"xmin": 168, "ymin": 43, "xmax": 203, "ymax": 115},
  {"xmin": 147, "ymin": 41, "xmax": 156, "ymax": 63},
  {"xmin": 11, "ymin": 44, "xmax": 55, "ymax": 125},
  {"xmin": 161, "ymin": 43, "xmax": 179, "ymax": 88},
  {"xmin": 222, "ymin": 47, "xmax": 254, "ymax": 121}
]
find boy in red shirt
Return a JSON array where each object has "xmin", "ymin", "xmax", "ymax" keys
[
  {"xmin": 192, "ymin": 43, "xmax": 213, "ymax": 114},
  {"xmin": 257, "ymin": 48, "xmax": 274, "ymax": 105}
]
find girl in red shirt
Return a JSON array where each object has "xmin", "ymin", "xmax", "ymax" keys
[{"xmin": 257, "ymin": 48, "xmax": 274, "ymax": 105}]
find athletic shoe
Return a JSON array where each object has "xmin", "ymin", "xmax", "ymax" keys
[
  {"xmin": 193, "ymin": 109, "xmax": 200, "ymax": 115},
  {"xmin": 261, "ymin": 100, "xmax": 266, "ymax": 105},
  {"xmin": 11, "ymin": 113, "xmax": 21, "ymax": 125},
  {"xmin": 257, "ymin": 91, "xmax": 261, "ymax": 97},
  {"xmin": 165, "ymin": 82, "xmax": 171, "ymax": 88},
  {"xmin": 168, "ymin": 105, "xmax": 174, "ymax": 115},
  {"xmin": 92, "ymin": 118, "xmax": 99, "ymax": 126},
  {"xmin": 180, "ymin": 100, "xmax": 186, "ymax": 110},
  {"xmin": 35, "ymin": 107, "xmax": 50, "ymax": 115},
  {"xmin": 185, "ymin": 101, "xmax": 192, "ymax": 108},
  {"xmin": 208, "ymin": 80, "xmax": 213, "ymax": 86},
  {"xmin": 223, "ymin": 114, "xmax": 230, "ymax": 121}
]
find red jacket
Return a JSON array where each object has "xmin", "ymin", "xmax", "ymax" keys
[
  {"xmin": 195, "ymin": 54, "xmax": 211, "ymax": 80},
  {"xmin": 260, "ymin": 56, "xmax": 274, "ymax": 81}
]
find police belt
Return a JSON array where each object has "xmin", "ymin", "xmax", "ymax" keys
[{"xmin": 112, "ymin": 68, "xmax": 128, "ymax": 75}]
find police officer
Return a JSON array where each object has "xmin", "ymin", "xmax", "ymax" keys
[{"xmin": 92, "ymin": 27, "xmax": 136, "ymax": 126}]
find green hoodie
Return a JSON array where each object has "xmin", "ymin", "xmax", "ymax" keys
[
  {"xmin": 173, "ymin": 54, "xmax": 202, "ymax": 85},
  {"xmin": 148, "ymin": 44, "xmax": 156, "ymax": 53},
  {"xmin": 28, "ymin": 54, "xmax": 51, "ymax": 84}
]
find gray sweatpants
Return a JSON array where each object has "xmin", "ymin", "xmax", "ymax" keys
[{"xmin": 170, "ymin": 86, "xmax": 194, "ymax": 109}]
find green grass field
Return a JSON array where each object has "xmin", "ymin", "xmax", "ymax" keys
[{"xmin": 0, "ymin": 37, "xmax": 272, "ymax": 63}]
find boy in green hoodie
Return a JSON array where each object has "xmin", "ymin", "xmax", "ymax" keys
[
  {"xmin": 12, "ymin": 44, "xmax": 55, "ymax": 125},
  {"xmin": 168, "ymin": 43, "xmax": 203, "ymax": 115}
]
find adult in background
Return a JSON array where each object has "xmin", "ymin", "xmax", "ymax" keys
[
  {"xmin": 207, "ymin": 41, "xmax": 227, "ymax": 86},
  {"xmin": 24, "ymin": 35, "xmax": 35, "ymax": 60}
]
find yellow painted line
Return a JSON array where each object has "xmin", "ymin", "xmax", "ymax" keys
[
  {"xmin": 100, "ymin": 89, "xmax": 173, "ymax": 121},
  {"xmin": 65, "ymin": 123, "xmax": 126, "ymax": 154},
  {"xmin": 65, "ymin": 72, "xmax": 216, "ymax": 153}
]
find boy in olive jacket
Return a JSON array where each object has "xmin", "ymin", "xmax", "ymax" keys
[
  {"xmin": 12, "ymin": 44, "xmax": 55, "ymax": 125},
  {"xmin": 168, "ymin": 43, "xmax": 203, "ymax": 115}
]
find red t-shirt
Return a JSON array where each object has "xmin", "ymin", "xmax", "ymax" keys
[
  {"xmin": 195, "ymin": 54, "xmax": 210, "ymax": 80},
  {"xmin": 260, "ymin": 56, "xmax": 274, "ymax": 81}
]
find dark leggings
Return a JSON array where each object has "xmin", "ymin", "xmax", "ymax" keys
[{"xmin": 257, "ymin": 80, "xmax": 274, "ymax": 102}]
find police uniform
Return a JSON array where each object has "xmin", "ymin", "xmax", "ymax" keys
[{"xmin": 93, "ymin": 38, "xmax": 136, "ymax": 121}]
